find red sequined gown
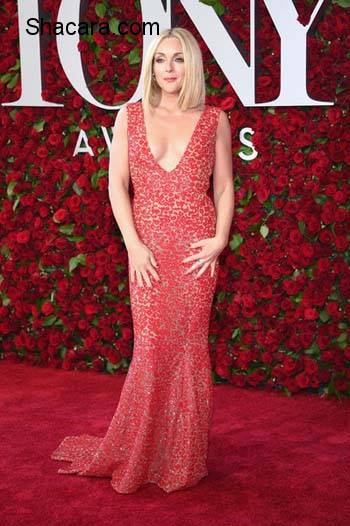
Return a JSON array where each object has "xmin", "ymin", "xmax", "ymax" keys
[{"xmin": 51, "ymin": 100, "xmax": 221, "ymax": 493}]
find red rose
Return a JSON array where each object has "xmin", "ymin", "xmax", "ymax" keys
[
  {"xmin": 42, "ymin": 301, "xmax": 54, "ymax": 315},
  {"xmin": 334, "ymin": 235, "xmax": 348, "ymax": 252},
  {"xmin": 220, "ymin": 96, "xmax": 236, "ymax": 111},
  {"xmin": 295, "ymin": 372, "xmax": 310, "ymax": 388},
  {"xmin": 210, "ymin": 75, "xmax": 224, "ymax": 89},
  {"xmin": 304, "ymin": 308, "xmax": 319, "ymax": 320},
  {"xmin": 16, "ymin": 231, "xmax": 30, "ymax": 244},
  {"xmin": 84, "ymin": 304, "xmax": 99, "ymax": 316},
  {"xmin": 53, "ymin": 208, "xmax": 68, "ymax": 222},
  {"xmin": 256, "ymin": 187, "xmax": 270, "ymax": 203},
  {"xmin": 304, "ymin": 357, "xmax": 318, "ymax": 374},
  {"xmin": 36, "ymin": 145, "xmax": 48, "ymax": 158}
]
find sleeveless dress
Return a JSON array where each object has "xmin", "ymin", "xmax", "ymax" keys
[{"xmin": 51, "ymin": 100, "xmax": 221, "ymax": 494}]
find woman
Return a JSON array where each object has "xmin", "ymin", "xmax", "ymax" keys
[{"xmin": 51, "ymin": 27, "xmax": 234, "ymax": 494}]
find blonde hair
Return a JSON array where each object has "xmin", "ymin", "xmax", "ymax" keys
[{"xmin": 142, "ymin": 27, "xmax": 206, "ymax": 113}]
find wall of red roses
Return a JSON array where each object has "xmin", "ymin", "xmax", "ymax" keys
[{"xmin": 0, "ymin": 0, "xmax": 349, "ymax": 399}]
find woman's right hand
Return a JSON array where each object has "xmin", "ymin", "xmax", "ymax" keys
[{"xmin": 127, "ymin": 240, "xmax": 160, "ymax": 288}]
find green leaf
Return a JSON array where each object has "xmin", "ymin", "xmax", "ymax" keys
[
  {"xmin": 1, "ymin": 73, "xmax": 12, "ymax": 84},
  {"xmin": 66, "ymin": 236, "xmax": 85, "ymax": 242},
  {"xmin": 109, "ymin": 17, "xmax": 120, "ymax": 35},
  {"xmin": 314, "ymin": 194, "xmax": 328, "ymax": 205},
  {"xmin": 42, "ymin": 315, "xmax": 58, "ymax": 327},
  {"xmin": 0, "ymin": 244, "xmax": 10, "ymax": 259},
  {"xmin": 9, "ymin": 59, "xmax": 20, "ymax": 71},
  {"xmin": 2, "ymin": 294, "xmax": 11, "ymax": 306},
  {"xmin": 91, "ymin": 168, "xmax": 106, "ymax": 189},
  {"xmin": 72, "ymin": 181, "xmax": 83, "ymax": 195},
  {"xmin": 7, "ymin": 72, "xmax": 19, "ymax": 89},
  {"xmin": 58, "ymin": 224, "xmax": 75, "ymax": 235},
  {"xmin": 291, "ymin": 291, "xmax": 303, "ymax": 303},
  {"xmin": 298, "ymin": 220, "xmax": 305, "ymax": 235},
  {"xmin": 336, "ymin": 85, "xmax": 346, "ymax": 94},
  {"xmin": 231, "ymin": 327, "xmax": 241, "ymax": 340},
  {"xmin": 33, "ymin": 119, "xmax": 45, "ymax": 132},
  {"xmin": 239, "ymin": 187, "xmax": 253, "ymax": 206},
  {"xmin": 68, "ymin": 253, "xmax": 86, "ymax": 273},
  {"xmin": 302, "ymin": 146, "xmax": 312, "ymax": 154},
  {"xmin": 98, "ymin": 68, "xmax": 107, "ymax": 81},
  {"xmin": 59, "ymin": 347, "xmax": 69, "ymax": 359},
  {"xmin": 304, "ymin": 343, "xmax": 320, "ymax": 356},
  {"xmin": 67, "ymin": 124, "xmax": 78, "ymax": 133},
  {"xmin": 239, "ymin": 144, "xmax": 255, "ymax": 156},
  {"xmin": 305, "ymin": 267, "xmax": 314, "ymax": 279},
  {"xmin": 336, "ymin": 332, "xmax": 347, "ymax": 344},
  {"xmin": 328, "ymin": 291, "xmax": 340, "ymax": 301},
  {"xmin": 263, "ymin": 199, "xmax": 274, "ymax": 211},
  {"xmin": 128, "ymin": 47, "xmax": 141, "ymax": 65},
  {"xmin": 333, "ymin": 0, "xmax": 350, "ymax": 7},
  {"xmin": 260, "ymin": 224, "xmax": 269, "ymax": 238},
  {"xmin": 333, "ymin": 163, "xmax": 343, "ymax": 172},
  {"xmin": 217, "ymin": 291, "xmax": 226, "ymax": 303},
  {"xmin": 229, "ymin": 233, "xmax": 244, "ymax": 250},
  {"xmin": 282, "ymin": 386, "xmax": 292, "ymax": 397},
  {"xmin": 95, "ymin": 3, "xmax": 106, "ymax": 17},
  {"xmin": 7, "ymin": 180, "xmax": 17, "ymax": 198},
  {"xmin": 214, "ymin": 1, "xmax": 225, "ymax": 15},
  {"xmin": 105, "ymin": 292, "xmax": 121, "ymax": 302},
  {"xmin": 106, "ymin": 359, "xmax": 117, "ymax": 374},
  {"xmin": 319, "ymin": 310, "xmax": 331, "ymax": 322},
  {"xmin": 125, "ymin": 32, "xmax": 137, "ymax": 44}
]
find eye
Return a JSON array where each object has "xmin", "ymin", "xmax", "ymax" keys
[{"xmin": 154, "ymin": 57, "xmax": 184, "ymax": 63}]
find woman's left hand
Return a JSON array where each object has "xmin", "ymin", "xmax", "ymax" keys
[{"xmin": 182, "ymin": 236, "xmax": 227, "ymax": 278}]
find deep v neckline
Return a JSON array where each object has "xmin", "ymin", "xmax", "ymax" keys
[{"xmin": 139, "ymin": 101, "xmax": 207, "ymax": 175}]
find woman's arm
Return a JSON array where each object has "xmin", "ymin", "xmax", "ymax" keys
[
  {"xmin": 108, "ymin": 106, "xmax": 141, "ymax": 251},
  {"xmin": 108, "ymin": 106, "xmax": 160, "ymax": 288},
  {"xmin": 182, "ymin": 109, "xmax": 235, "ymax": 278},
  {"xmin": 213, "ymin": 109, "xmax": 235, "ymax": 248}
]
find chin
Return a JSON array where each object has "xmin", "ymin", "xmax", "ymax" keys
[{"xmin": 162, "ymin": 84, "xmax": 181, "ymax": 92}]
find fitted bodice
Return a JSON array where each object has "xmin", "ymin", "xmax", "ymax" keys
[{"xmin": 126, "ymin": 101, "xmax": 221, "ymax": 201}]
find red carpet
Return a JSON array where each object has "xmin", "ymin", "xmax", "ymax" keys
[{"xmin": 1, "ymin": 360, "xmax": 349, "ymax": 526}]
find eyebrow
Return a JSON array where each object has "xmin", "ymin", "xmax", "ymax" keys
[{"xmin": 154, "ymin": 52, "xmax": 183, "ymax": 56}]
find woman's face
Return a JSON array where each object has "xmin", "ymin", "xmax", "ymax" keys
[{"xmin": 152, "ymin": 37, "xmax": 185, "ymax": 94}]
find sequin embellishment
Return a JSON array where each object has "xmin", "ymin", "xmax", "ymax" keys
[{"xmin": 51, "ymin": 100, "xmax": 222, "ymax": 493}]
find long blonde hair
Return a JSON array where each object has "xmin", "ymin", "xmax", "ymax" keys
[{"xmin": 142, "ymin": 27, "xmax": 206, "ymax": 114}]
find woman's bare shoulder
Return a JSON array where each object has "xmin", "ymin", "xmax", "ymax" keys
[
  {"xmin": 206, "ymin": 103, "xmax": 226, "ymax": 117},
  {"xmin": 113, "ymin": 103, "xmax": 128, "ymax": 129},
  {"xmin": 209, "ymin": 105, "xmax": 231, "ymax": 139},
  {"xmin": 117, "ymin": 100, "xmax": 139, "ymax": 119}
]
